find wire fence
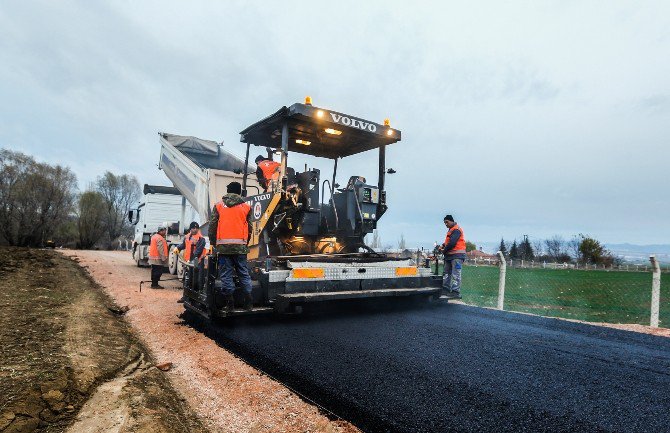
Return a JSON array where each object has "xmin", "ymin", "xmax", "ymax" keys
[
  {"xmin": 431, "ymin": 256, "xmax": 669, "ymax": 328},
  {"xmin": 467, "ymin": 256, "xmax": 670, "ymax": 272}
]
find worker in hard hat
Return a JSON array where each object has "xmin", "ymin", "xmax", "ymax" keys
[
  {"xmin": 208, "ymin": 182, "xmax": 253, "ymax": 312},
  {"xmin": 148, "ymin": 225, "xmax": 169, "ymax": 289},
  {"xmin": 439, "ymin": 214, "xmax": 466, "ymax": 298},
  {"xmin": 174, "ymin": 221, "xmax": 206, "ymax": 264},
  {"xmin": 255, "ymin": 154, "xmax": 281, "ymax": 192},
  {"xmin": 174, "ymin": 221, "xmax": 207, "ymax": 301}
]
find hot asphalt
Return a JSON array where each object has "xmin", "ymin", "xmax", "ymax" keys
[{"xmin": 192, "ymin": 301, "xmax": 670, "ymax": 433}]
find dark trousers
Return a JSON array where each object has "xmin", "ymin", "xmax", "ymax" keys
[
  {"xmin": 151, "ymin": 265, "xmax": 163, "ymax": 286},
  {"xmin": 218, "ymin": 254, "xmax": 252, "ymax": 296}
]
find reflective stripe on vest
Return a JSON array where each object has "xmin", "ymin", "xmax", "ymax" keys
[
  {"xmin": 258, "ymin": 160, "xmax": 280, "ymax": 188},
  {"xmin": 215, "ymin": 201, "xmax": 250, "ymax": 246},
  {"xmin": 148, "ymin": 233, "xmax": 167, "ymax": 259},
  {"xmin": 184, "ymin": 231, "xmax": 206, "ymax": 261},
  {"xmin": 444, "ymin": 224, "xmax": 466, "ymax": 255}
]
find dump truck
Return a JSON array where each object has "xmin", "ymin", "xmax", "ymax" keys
[
  {"xmin": 159, "ymin": 99, "xmax": 443, "ymax": 319},
  {"xmin": 128, "ymin": 184, "xmax": 198, "ymax": 272}
]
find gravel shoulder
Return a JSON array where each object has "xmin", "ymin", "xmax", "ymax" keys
[{"xmin": 59, "ymin": 249, "xmax": 357, "ymax": 433}]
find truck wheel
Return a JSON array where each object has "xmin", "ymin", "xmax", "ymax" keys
[
  {"xmin": 168, "ymin": 249, "xmax": 179, "ymax": 275},
  {"xmin": 177, "ymin": 259, "xmax": 185, "ymax": 280}
]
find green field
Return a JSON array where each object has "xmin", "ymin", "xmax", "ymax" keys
[{"xmin": 437, "ymin": 265, "xmax": 669, "ymax": 327}]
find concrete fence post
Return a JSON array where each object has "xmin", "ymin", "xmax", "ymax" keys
[
  {"xmin": 650, "ymin": 255, "xmax": 661, "ymax": 328},
  {"xmin": 497, "ymin": 251, "xmax": 507, "ymax": 311}
]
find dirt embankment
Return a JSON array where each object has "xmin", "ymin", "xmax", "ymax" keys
[
  {"xmin": 60, "ymin": 249, "xmax": 358, "ymax": 433},
  {"xmin": 0, "ymin": 247, "xmax": 207, "ymax": 433}
]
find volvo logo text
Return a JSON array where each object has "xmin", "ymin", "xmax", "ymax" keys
[{"xmin": 329, "ymin": 113, "xmax": 377, "ymax": 132}]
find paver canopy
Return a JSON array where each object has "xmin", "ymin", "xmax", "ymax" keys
[{"xmin": 239, "ymin": 103, "xmax": 402, "ymax": 159}]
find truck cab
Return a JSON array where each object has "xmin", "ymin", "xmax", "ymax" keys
[{"xmin": 128, "ymin": 184, "xmax": 198, "ymax": 272}]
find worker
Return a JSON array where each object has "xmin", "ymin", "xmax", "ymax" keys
[
  {"xmin": 174, "ymin": 221, "xmax": 206, "ymax": 263},
  {"xmin": 148, "ymin": 225, "xmax": 169, "ymax": 289},
  {"xmin": 439, "ymin": 214, "xmax": 466, "ymax": 297},
  {"xmin": 255, "ymin": 154, "xmax": 280, "ymax": 192},
  {"xmin": 174, "ymin": 221, "xmax": 207, "ymax": 302},
  {"xmin": 208, "ymin": 181, "xmax": 253, "ymax": 311}
]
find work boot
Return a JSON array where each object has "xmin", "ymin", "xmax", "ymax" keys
[
  {"xmin": 220, "ymin": 294, "xmax": 235, "ymax": 313},
  {"xmin": 243, "ymin": 293, "xmax": 253, "ymax": 311},
  {"xmin": 150, "ymin": 284, "xmax": 165, "ymax": 289}
]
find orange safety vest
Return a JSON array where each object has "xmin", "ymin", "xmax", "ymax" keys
[
  {"xmin": 444, "ymin": 224, "xmax": 466, "ymax": 255},
  {"xmin": 258, "ymin": 160, "xmax": 280, "ymax": 188},
  {"xmin": 184, "ymin": 231, "xmax": 206, "ymax": 261},
  {"xmin": 215, "ymin": 201, "xmax": 251, "ymax": 245},
  {"xmin": 148, "ymin": 233, "xmax": 168, "ymax": 260}
]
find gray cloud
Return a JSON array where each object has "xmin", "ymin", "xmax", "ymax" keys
[{"xmin": 1, "ymin": 0, "xmax": 669, "ymax": 246}]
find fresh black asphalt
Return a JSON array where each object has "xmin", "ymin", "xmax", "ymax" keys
[{"xmin": 189, "ymin": 301, "xmax": 670, "ymax": 433}]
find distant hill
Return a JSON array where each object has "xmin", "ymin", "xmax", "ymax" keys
[{"xmin": 605, "ymin": 244, "xmax": 670, "ymax": 264}]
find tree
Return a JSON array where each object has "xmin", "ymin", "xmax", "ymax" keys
[
  {"xmin": 544, "ymin": 235, "xmax": 566, "ymax": 262},
  {"xmin": 370, "ymin": 229, "xmax": 381, "ymax": 249},
  {"xmin": 0, "ymin": 149, "xmax": 77, "ymax": 247},
  {"xmin": 77, "ymin": 191, "xmax": 107, "ymax": 249},
  {"xmin": 519, "ymin": 236, "xmax": 535, "ymax": 261},
  {"xmin": 398, "ymin": 233, "xmax": 406, "ymax": 250},
  {"xmin": 498, "ymin": 238, "xmax": 508, "ymax": 257},
  {"xmin": 465, "ymin": 241, "xmax": 477, "ymax": 252},
  {"xmin": 579, "ymin": 236, "xmax": 612, "ymax": 265},
  {"xmin": 509, "ymin": 240, "xmax": 520, "ymax": 259},
  {"xmin": 96, "ymin": 171, "xmax": 140, "ymax": 248},
  {"xmin": 532, "ymin": 239, "xmax": 543, "ymax": 257},
  {"xmin": 567, "ymin": 235, "xmax": 582, "ymax": 263}
]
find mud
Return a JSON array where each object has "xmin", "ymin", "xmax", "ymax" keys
[{"xmin": 0, "ymin": 247, "xmax": 207, "ymax": 433}]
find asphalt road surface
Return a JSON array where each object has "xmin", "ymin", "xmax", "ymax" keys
[{"xmin": 192, "ymin": 301, "xmax": 670, "ymax": 433}]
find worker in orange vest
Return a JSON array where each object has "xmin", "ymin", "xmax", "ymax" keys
[
  {"xmin": 148, "ymin": 225, "xmax": 169, "ymax": 289},
  {"xmin": 207, "ymin": 182, "xmax": 253, "ymax": 311},
  {"xmin": 439, "ymin": 214, "xmax": 466, "ymax": 297},
  {"xmin": 175, "ymin": 221, "xmax": 207, "ymax": 263},
  {"xmin": 174, "ymin": 221, "xmax": 207, "ymax": 301},
  {"xmin": 255, "ymin": 154, "xmax": 280, "ymax": 192}
]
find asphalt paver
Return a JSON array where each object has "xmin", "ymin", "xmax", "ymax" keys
[{"xmin": 195, "ymin": 302, "xmax": 670, "ymax": 433}]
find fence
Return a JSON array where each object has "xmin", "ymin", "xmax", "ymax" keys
[
  {"xmin": 433, "ymin": 253, "xmax": 668, "ymax": 328},
  {"xmin": 467, "ymin": 256, "xmax": 670, "ymax": 272}
]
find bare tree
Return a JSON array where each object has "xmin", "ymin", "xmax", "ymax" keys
[
  {"xmin": 0, "ymin": 149, "xmax": 77, "ymax": 246},
  {"xmin": 96, "ymin": 171, "xmax": 141, "ymax": 248},
  {"xmin": 369, "ymin": 229, "xmax": 381, "ymax": 249},
  {"xmin": 398, "ymin": 233, "xmax": 406, "ymax": 250},
  {"xmin": 567, "ymin": 235, "xmax": 582, "ymax": 263},
  {"xmin": 544, "ymin": 235, "xmax": 566, "ymax": 261},
  {"xmin": 532, "ymin": 239, "xmax": 544, "ymax": 257}
]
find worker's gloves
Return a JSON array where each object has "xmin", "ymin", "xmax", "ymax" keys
[{"xmin": 173, "ymin": 247, "xmax": 179, "ymax": 254}]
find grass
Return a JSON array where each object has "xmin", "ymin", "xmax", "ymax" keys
[{"xmin": 436, "ymin": 264, "xmax": 669, "ymax": 327}]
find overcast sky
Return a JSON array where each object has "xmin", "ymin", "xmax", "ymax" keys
[{"xmin": 1, "ymin": 1, "xmax": 668, "ymax": 248}]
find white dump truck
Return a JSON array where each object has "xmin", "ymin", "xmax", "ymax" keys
[{"xmin": 128, "ymin": 184, "xmax": 198, "ymax": 273}]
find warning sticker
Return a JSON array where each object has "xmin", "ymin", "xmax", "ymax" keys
[{"xmin": 253, "ymin": 202, "xmax": 262, "ymax": 220}]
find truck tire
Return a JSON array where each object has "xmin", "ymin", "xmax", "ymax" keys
[
  {"xmin": 168, "ymin": 248, "xmax": 179, "ymax": 275},
  {"xmin": 177, "ymin": 260, "xmax": 185, "ymax": 280}
]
